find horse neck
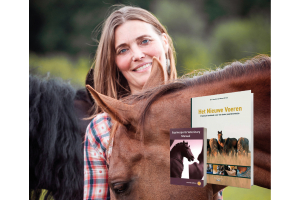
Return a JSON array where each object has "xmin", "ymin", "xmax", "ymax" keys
[
  {"xmin": 170, "ymin": 146, "xmax": 184, "ymax": 162},
  {"xmin": 147, "ymin": 64, "xmax": 270, "ymax": 134},
  {"xmin": 218, "ymin": 134, "xmax": 223, "ymax": 142}
]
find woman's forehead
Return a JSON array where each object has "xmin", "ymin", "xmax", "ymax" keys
[{"xmin": 114, "ymin": 20, "xmax": 159, "ymax": 48}]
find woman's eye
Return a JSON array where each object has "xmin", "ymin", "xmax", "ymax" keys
[
  {"xmin": 119, "ymin": 49, "xmax": 127, "ymax": 54},
  {"xmin": 141, "ymin": 39, "xmax": 149, "ymax": 44},
  {"xmin": 112, "ymin": 182, "xmax": 129, "ymax": 194}
]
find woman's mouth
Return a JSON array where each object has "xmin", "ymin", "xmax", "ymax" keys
[{"xmin": 133, "ymin": 63, "xmax": 152, "ymax": 72}]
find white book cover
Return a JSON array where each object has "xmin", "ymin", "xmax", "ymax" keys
[{"xmin": 191, "ymin": 90, "xmax": 253, "ymax": 189}]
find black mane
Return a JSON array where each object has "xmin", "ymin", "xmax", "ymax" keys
[
  {"xmin": 29, "ymin": 75, "xmax": 83, "ymax": 200},
  {"xmin": 171, "ymin": 141, "xmax": 189, "ymax": 152}
]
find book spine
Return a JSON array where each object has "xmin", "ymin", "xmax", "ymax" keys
[
  {"xmin": 191, "ymin": 98, "xmax": 193, "ymax": 127},
  {"xmin": 204, "ymin": 128, "xmax": 207, "ymax": 186}
]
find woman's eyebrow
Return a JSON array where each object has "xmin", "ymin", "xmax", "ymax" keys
[
  {"xmin": 115, "ymin": 35, "xmax": 152, "ymax": 50},
  {"xmin": 135, "ymin": 34, "xmax": 151, "ymax": 41},
  {"xmin": 115, "ymin": 43, "xmax": 127, "ymax": 51}
]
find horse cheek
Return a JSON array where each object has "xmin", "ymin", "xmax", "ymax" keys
[{"xmin": 143, "ymin": 144, "xmax": 170, "ymax": 199}]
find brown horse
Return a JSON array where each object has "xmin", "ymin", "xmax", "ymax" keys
[
  {"xmin": 217, "ymin": 131, "xmax": 225, "ymax": 149},
  {"xmin": 207, "ymin": 139, "xmax": 211, "ymax": 156},
  {"xmin": 209, "ymin": 138, "xmax": 220, "ymax": 157},
  {"xmin": 217, "ymin": 131, "xmax": 238, "ymax": 156},
  {"xmin": 223, "ymin": 137, "xmax": 238, "ymax": 156},
  {"xmin": 87, "ymin": 55, "xmax": 271, "ymax": 199},
  {"xmin": 237, "ymin": 137, "xmax": 250, "ymax": 156}
]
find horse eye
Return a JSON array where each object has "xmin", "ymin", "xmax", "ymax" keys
[{"xmin": 112, "ymin": 182, "xmax": 130, "ymax": 194}]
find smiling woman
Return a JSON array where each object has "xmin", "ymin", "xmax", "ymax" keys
[
  {"xmin": 91, "ymin": 5, "xmax": 177, "ymax": 110},
  {"xmin": 114, "ymin": 20, "xmax": 169, "ymax": 93},
  {"xmin": 84, "ymin": 5, "xmax": 177, "ymax": 200}
]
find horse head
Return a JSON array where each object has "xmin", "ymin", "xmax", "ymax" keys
[
  {"xmin": 217, "ymin": 131, "xmax": 223, "ymax": 140},
  {"xmin": 87, "ymin": 55, "xmax": 271, "ymax": 199},
  {"xmin": 181, "ymin": 141, "xmax": 194, "ymax": 162},
  {"xmin": 87, "ymin": 57, "xmax": 216, "ymax": 199}
]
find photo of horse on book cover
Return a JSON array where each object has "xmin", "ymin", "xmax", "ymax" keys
[
  {"xmin": 170, "ymin": 128, "xmax": 207, "ymax": 187},
  {"xmin": 191, "ymin": 90, "xmax": 253, "ymax": 189},
  {"xmin": 209, "ymin": 130, "xmax": 250, "ymax": 166}
]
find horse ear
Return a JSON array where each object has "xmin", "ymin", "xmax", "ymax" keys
[
  {"xmin": 142, "ymin": 57, "xmax": 167, "ymax": 90},
  {"xmin": 86, "ymin": 85, "xmax": 136, "ymax": 125}
]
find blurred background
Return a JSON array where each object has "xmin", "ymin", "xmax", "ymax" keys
[
  {"xmin": 29, "ymin": 0, "xmax": 270, "ymax": 89},
  {"xmin": 29, "ymin": 0, "xmax": 270, "ymax": 199}
]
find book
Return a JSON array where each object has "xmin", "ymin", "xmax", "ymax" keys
[
  {"xmin": 170, "ymin": 128, "xmax": 207, "ymax": 187},
  {"xmin": 191, "ymin": 90, "xmax": 253, "ymax": 189}
]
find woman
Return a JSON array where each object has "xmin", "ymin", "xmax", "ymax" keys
[
  {"xmin": 84, "ymin": 5, "xmax": 224, "ymax": 200},
  {"xmin": 84, "ymin": 5, "xmax": 177, "ymax": 200}
]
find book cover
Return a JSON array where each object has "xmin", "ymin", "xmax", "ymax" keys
[
  {"xmin": 170, "ymin": 128, "xmax": 207, "ymax": 187},
  {"xmin": 191, "ymin": 90, "xmax": 253, "ymax": 189}
]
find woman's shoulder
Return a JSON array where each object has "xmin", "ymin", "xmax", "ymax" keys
[
  {"xmin": 92, "ymin": 112, "xmax": 112, "ymax": 124},
  {"xmin": 85, "ymin": 112, "xmax": 112, "ymax": 156},
  {"xmin": 86, "ymin": 112, "xmax": 113, "ymax": 139}
]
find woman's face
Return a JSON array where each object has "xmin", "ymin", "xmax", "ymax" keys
[{"xmin": 114, "ymin": 20, "xmax": 169, "ymax": 94}]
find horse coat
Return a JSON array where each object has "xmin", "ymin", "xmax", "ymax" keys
[
  {"xmin": 87, "ymin": 55, "xmax": 271, "ymax": 199},
  {"xmin": 237, "ymin": 137, "xmax": 250, "ymax": 155},
  {"xmin": 170, "ymin": 158, "xmax": 184, "ymax": 178},
  {"xmin": 189, "ymin": 162, "xmax": 204, "ymax": 180}
]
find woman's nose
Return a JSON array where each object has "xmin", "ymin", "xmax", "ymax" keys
[{"xmin": 131, "ymin": 46, "xmax": 145, "ymax": 61}]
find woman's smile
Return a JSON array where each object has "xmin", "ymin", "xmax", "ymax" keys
[{"xmin": 132, "ymin": 62, "xmax": 152, "ymax": 72}]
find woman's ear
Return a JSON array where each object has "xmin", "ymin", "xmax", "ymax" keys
[{"xmin": 161, "ymin": 33, "xmax": 169, "ymax": 53}]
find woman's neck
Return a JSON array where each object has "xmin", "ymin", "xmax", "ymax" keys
[{"xmin": 129, "ymin": 86, "xmax": 142, "ymax": 95}]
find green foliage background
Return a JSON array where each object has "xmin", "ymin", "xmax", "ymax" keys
[
  {"xmin": 30, "ymin": 0, "xmax": 270, "ymax": 87},
  {"xmin": 29, "ymin": 0, "xmax": 271, "ymax": 199}
]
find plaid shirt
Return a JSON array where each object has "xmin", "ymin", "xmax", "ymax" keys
[
  {"xmin": 218, "ymin": 189, "xmax": 223, "ymax": 200},
  {"xmin": 84, "ymin": 113, "xmax": 112, "ymax": 200}
]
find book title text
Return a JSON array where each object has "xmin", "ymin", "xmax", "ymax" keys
[{"xmin": 198, "ymin": 107, "xmax": 242, "ymax": 114}]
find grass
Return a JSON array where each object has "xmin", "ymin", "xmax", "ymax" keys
[
  {"xmin": 208, "ymin": 153, "xmax": 251, "ymax": 166},
  {"xmin": 29, "ymin": 53, "xmax": 91, "ymax": 88},
  {"xmin": 223, "ymin": 185, "xmax": 271, "ymax": 200}
]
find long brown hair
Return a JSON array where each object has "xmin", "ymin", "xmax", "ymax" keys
[{"xmin": 91, "ymin": 5, "xmax": 177, "ymax": 115}]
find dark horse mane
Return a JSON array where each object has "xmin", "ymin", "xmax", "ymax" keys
[
  {"xmin": 29, "ymin": 75, "xmax": 83, "ymax": 200},
  {"xmin": 111, "ymin": 54, "xmax": 270, "ymax": 142},
  {"xmin": 170, "ymin": 141, "xmax": 188, "ymax": 152}
]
